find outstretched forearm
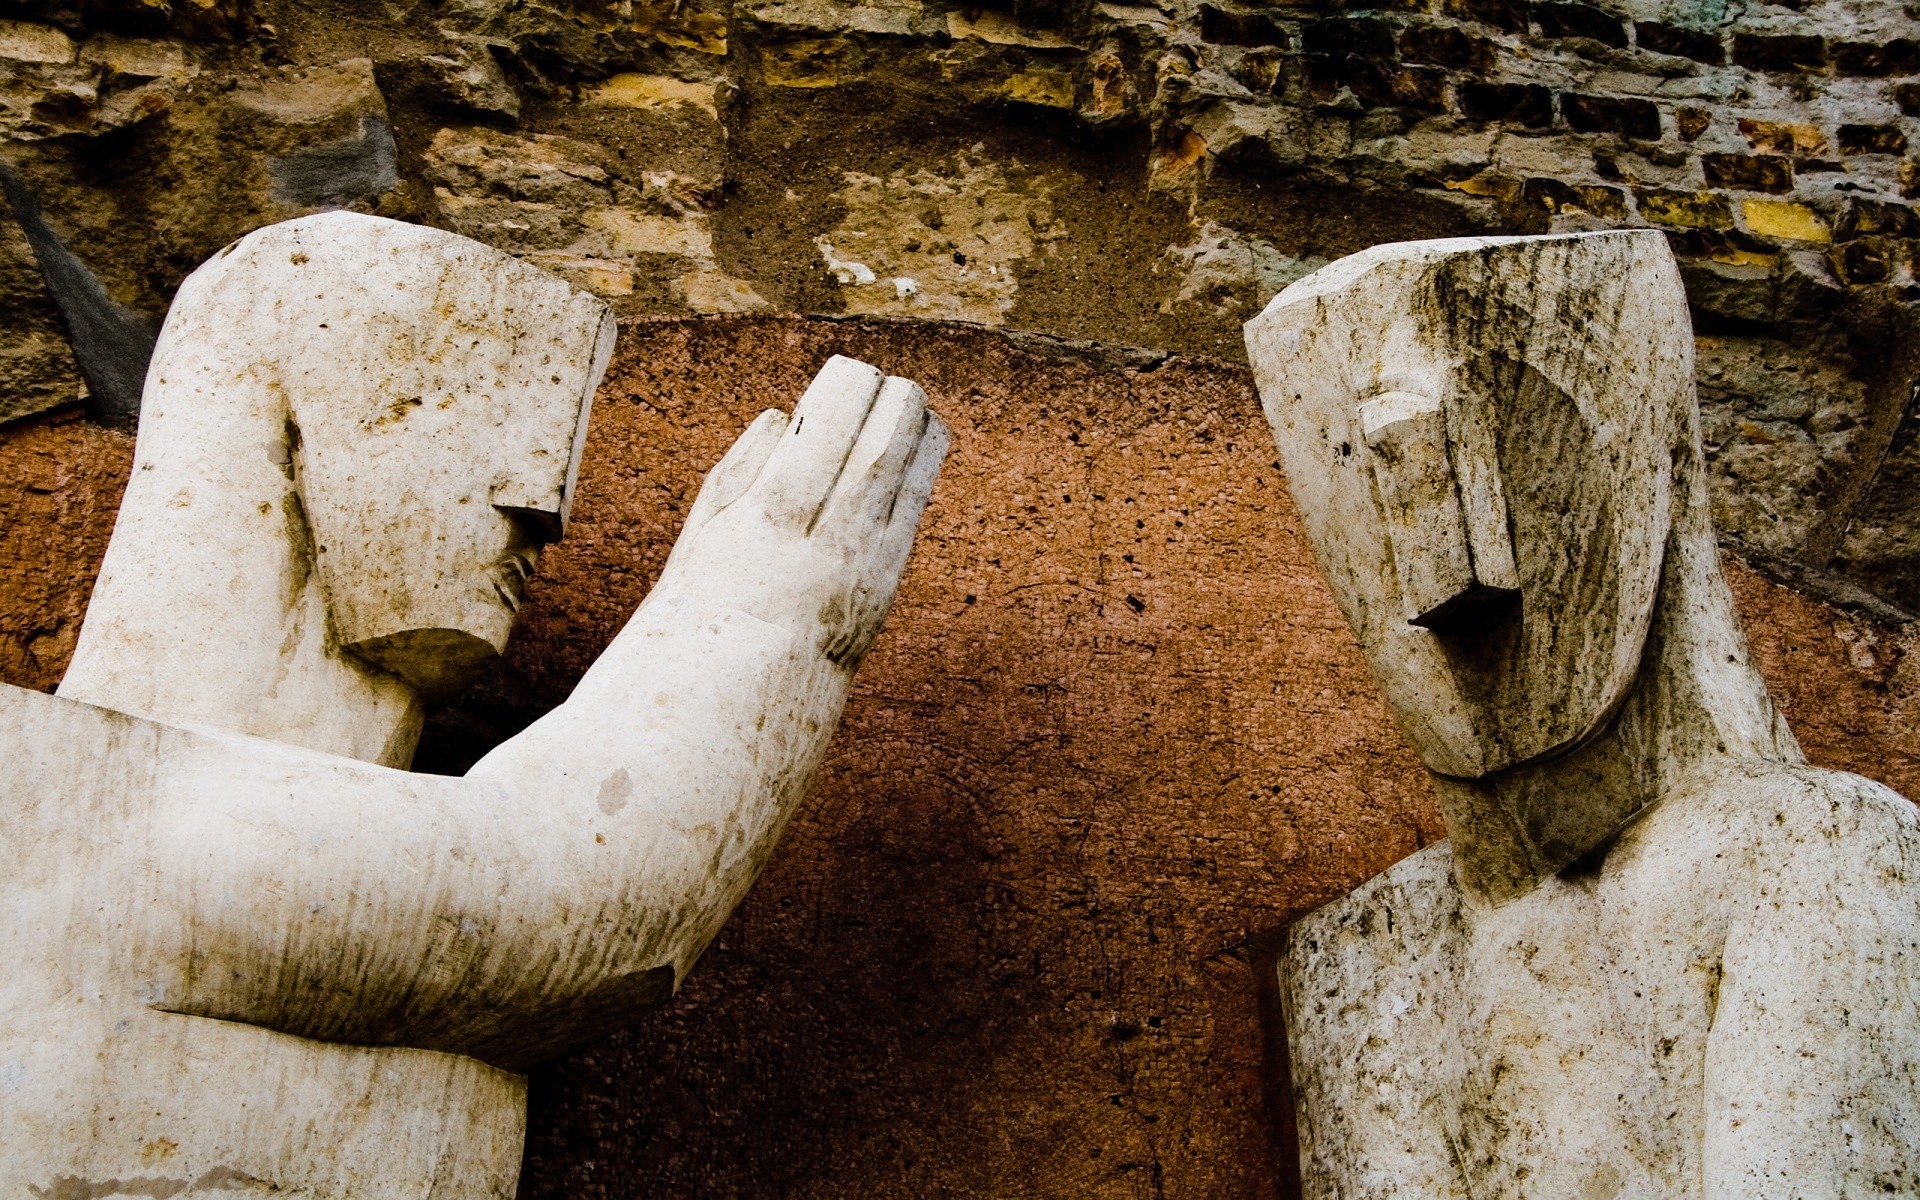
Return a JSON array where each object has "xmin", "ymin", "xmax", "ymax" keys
[
  {"xmin": 459, "ymin": 598, "xmax": 856, "ymax": 1056},
  {"xmin": 144, "ymin": 357, "xmax": 945, "ymax": 1071}
]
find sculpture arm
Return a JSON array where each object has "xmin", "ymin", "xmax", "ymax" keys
[{"xmin": 145, "ymin": 358, "xmax": 946, "ymax": 1070}]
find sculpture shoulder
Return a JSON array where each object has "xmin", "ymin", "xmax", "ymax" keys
[
  {"xmin": 1674, "ymin": 759, "xmax": 1918, "ymax": 851},
  {"xmin": 1613, "ymin": 758, "xmax": 1920, "ymax": 909},
  {"xmin": 1280, "ymin": 842, "xmax": 1472, "ymax": 1198},
  {"xmin": 1282, "ymin": 842, "xmax": 1468, "ymax": 1088}
]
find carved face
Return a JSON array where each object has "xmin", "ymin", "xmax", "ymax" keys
[
  {"xmin": 199, "ymin": 214, "xmax": 615, "ymax": 701},
  {"xmin": 1246, "ymin": 232, "xmax": 1694, "ymax": 778}
]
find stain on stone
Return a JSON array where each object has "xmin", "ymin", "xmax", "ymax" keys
[
  {"xmin": 597, "ymin": 766, "xmax": 634, "ymax": 815},
  {"xmin": 27, "ymin": 1177, "xmax": 189, "ymax": 1200},
  {"xmin": 813, "ymin": 153, "xmax": 1062, "ymax": 324},
  {"xmin": 0, "ymin": 163, "xmax": 155, "ymax": 432},
  {"xmin": 268, "ymin": 114, "xmax": 398, "ymax": 209}
]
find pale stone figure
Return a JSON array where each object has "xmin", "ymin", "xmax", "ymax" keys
[
  {"xmin": 1, "ymin": 212, "xmax": 948, "ymax": 1195},
  {"xmin": 1247, "ymin": 231, "xmax": 1920, "ymax": 1198}
]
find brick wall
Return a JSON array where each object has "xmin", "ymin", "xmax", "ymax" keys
[{"xmin": 0, "ymin": 0, "xmax": 1916, "ymax": 609}]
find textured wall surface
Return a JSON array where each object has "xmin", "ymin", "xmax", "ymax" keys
[
  {"xmin": 1, "ymin": 315, "xmax": 1915, "ymax": 1197},
  {"xmin": 1, "ymin": 0, "xmax": 1918, "ymax": 607}
]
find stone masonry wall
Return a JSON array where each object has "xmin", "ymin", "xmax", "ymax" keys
[{"xmin": 1, "ymin": 0, "xmax": 1918, "ymax": 608}]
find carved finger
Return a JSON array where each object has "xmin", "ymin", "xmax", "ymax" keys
[
  {"xmin": 756, "ymin": 355, "xmax": 885, "ymax": 529},
  {"xmin": 685, "ymin": 408, "xmax": 789, "ymax": 531},
  {"xmin": 824, "ymin": 376, "xmax": 927, "ymax": 526},
  {"xmin": 876, "ymin": 410, "xmax": 949, "ymax": 582}
]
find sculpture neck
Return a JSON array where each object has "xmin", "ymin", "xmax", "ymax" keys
[
  {"xmin": 1436, "ymin": 453, "xmax": 1802, "ymax": 908},
  {"xmin": 57, "ymin": 383, "xmax": 424, "ymax": 767}
]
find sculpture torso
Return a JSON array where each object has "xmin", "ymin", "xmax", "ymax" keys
[
  {"xmin": 1252, "ymin": 231, "xmax": 1920, "ymax": 1198},
  {"xmin": 1284, "ymin": 759, "xmax": 1920, "ymax": 1199}
]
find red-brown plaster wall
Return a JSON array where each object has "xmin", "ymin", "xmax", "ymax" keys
[{"xmin": 1, "ymin": 316, "xmax": 1914, "ymax": 1198}]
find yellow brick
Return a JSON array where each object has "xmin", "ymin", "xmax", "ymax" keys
[
  {"xmin": 1636, "ymin": 189, "xmax": 1731, "ymax": 229},
  {"xmin": 1004, "ymin": 69, "xmax": 1075, "ymax": 109},
  {"xmin": 520, "ymin": 253, "xmax": 634, "ymax": 297},
  {"xmin": 1737, "ymin": 118, "xmax": 1827, "ymax": 156},
  {"xmin": 584, "ymin": 73, "xmax": 719, "ymax": 117},
  {"xmin": 764, "ymin": 37, "xmax": 847, "ymax": 87},
  {"xmin": 1711, "ymin": 247, "xmax": 1779, "ymax": 268},
  {"xmin": 947, "ymin": 9, "xmax": 1079, "ymax": 47},
  {"xmin": 1442, "ymin": 173, "xmax": 1519, "ymax": 200},
  {"xmin": 1741, "ymin": 198, "xmax": 1832, "ymax": 244},
  {"xmin": 584, "ymin": 208, "xmax": 715, "ymax": 260}
]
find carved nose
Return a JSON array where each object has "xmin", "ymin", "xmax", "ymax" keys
[{"xmin": 1359, "ymin": 391, "xmax": 1519, "ymax": 633}]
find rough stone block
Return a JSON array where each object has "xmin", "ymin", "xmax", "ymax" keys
[
  {"xmin": 1834, "ymin": 198, "xmax": 1916, "ymax": 240},
  {"xmin": 1522, "ymin": 176, "xmax": 1627, "ymax": 218},
  {"xmin": 0, "ymin": 20, "xmax": 76, "ymax": 65},
  {"xmin": 1199, "ymin": 5, "xmax": 1287, "ymax": 48},
  {"xmin": 1697, "ymin": 334, "xmax": 1870, "ymax": 557},
  {"xmin": 1738, "ymin": 117, "xmax": 1826, "ymax": 156},
  {"xmin": 1533, "ymin": 2, "xmax": 1626, "ymax": 48},
  {"xmin": 584, "ymin": 73, "xmax": 720, "ymax": 117},
  {"xmin": 232, "ymin": 58, "xmax": 386, "ymax": 126},
  {"xmin": 393, "ymin": 42, "xmax": 521, "ymax": 120},
  {"xmin": 811, "ymin": 153, "xmax": 1061, "ymax": 323},
  {"xmin": 441, "ymin": 0, "xmax": 729, "ymax": 63},
  {"xmin": 77, "ymin": 34, "xmax": 186, "ymax": 81},
  {"xmin": 674, "ymin": 269, "xmax": 770, "ymax": 312},
  {"xmin": 1634, "ymin": 21, "xmax": 1723, "ymax": 64},
  {"xmin": 270, "ymin": 115, "xmax": 399, "ymax": 209},
  {"xmin": 1458, "ymin": 81, "xmax": 1552, "ymax": 126},
  {"xmin": 1561, "ymin": 92, "xmax": 1660, "ymax": 139},
  {"xmin": 1302, "ymin": 16, "xmax": 1396, "ymax": 59},
  {"xmin": 1678, "ymin": 252, "xmax": 1778, "ymax": 323},
  {"xmin": 1442, "ymin": 0, "xmax": 1527, "ymax": 30},
  {"xmin": 0, "ymin": 20, "xmax": 194, "ymax": 139},
  {"xmin": 1704, "ymin": 152, "xmax": 1795, "ymax": 193},
  {"xmin": 1341, "ymin": 61, "xmax": 1449, "ymax": 112},
  {"xmin": 1400, "ymin": 23, "xmax": 1488, "ymax": 68},
  {"xmin": 1839, "ymin": 123, "xmax": 1909, "ymax": 155},
  {"xmin": 1228, "ymin": 48, "xmax": 1284, "ymax": 94},
  {"xmin": 748, "ymin": 0, "xmax": 926, "ymax": 36},
  {"xmin": 1833, "ymin": 38, "xmax": 1919, "ymax": 76},
  {"xmin": 945, "ymin": 9, "xmax": 1080, "ymax": 48},
  {"xmin": 1004, "ymin": 68, "xmax": 1076, "ymax": 107},
  {"xmin": 1837, "ymin": 345, "xmax": 1920, "ymax": 607},
  {"xmin": 1835, "ymin": 236, "xmax": 1895, "ymax": 283},
  {"xmin": 1637, "ymin": 187, "xmax": 1733, "ymax": 228},
  {"xmin": 1732, "ymin": 32, "xmax": 1828, "ymax": 72}
]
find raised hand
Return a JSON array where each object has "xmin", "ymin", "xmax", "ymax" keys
[{"xmin": 650, "ymin": 355, "xmax": 949, "ymax": 669}]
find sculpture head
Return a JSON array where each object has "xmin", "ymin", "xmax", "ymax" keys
[
  {"xmin": 1246, "ymin": 232, "xmax": 1694, "ymax": 779},
  {"xmin": 166, "ymin": 212, "xmax": 615, "ymax": 701}
]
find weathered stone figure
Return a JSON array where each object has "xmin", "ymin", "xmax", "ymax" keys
[
  {"xmin": 1248, "ymin": 231, "xmax": 1920, "ymax": 1197},
  {"xmin": 1, "ymin": 212, "xmax": 947, "ymax": 1195}
]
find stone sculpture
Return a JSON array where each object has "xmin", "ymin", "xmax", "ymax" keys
[
  {"xmin": 1, "ymin": 211, "xmax": 948, "ymax": 1195},
  {"xmin": 1247, "ymin": 231, "xmax": 1920, "ymax": 1197}
]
